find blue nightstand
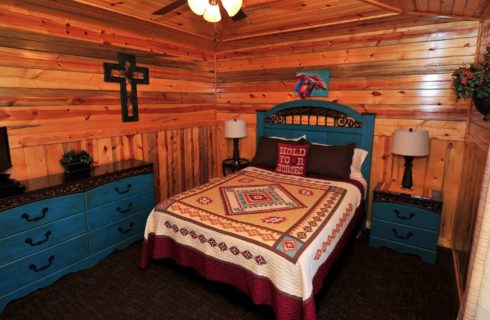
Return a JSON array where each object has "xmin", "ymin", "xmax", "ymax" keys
[{"xmin": 369, "ymin": 182, "xmax": 443, "ymax": 263}]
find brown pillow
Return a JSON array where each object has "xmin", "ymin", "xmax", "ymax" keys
[
  {"xmin": 306, "ymin": 143, "xmax": 355, "ymax": 180},
  {"xmin": 252, "ymin": 136, "xmax": 308, "ymax": 168}
]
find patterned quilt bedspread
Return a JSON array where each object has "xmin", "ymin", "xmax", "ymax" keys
[{"xmin": 143, "ymin": 166, "xmax": 362, "ymax": 301}]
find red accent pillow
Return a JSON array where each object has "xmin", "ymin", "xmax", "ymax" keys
[
  {"xmin": 251, "ymin": 136, "xmax": 308, "ymax": 168},
  {"xmin": 274, "ymin": 143, "xmax": 311, "ymax": 176}
]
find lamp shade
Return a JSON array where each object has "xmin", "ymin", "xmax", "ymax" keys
[
  {"xmin": 392, "ymin": 129, "xmax": 429, "ymax": 157},
  {"xmin": 224, "ymin": 119, "xmax": 247, "ymax": 138},
  {"xmin": 203, "ymin": 3, "xmax": 221, "ymax": 22},
  {"xmin": 222, "ymin": 0, "xmax": 242, "ymax": 16},
  {"xmin": 188, "ymin": 0, "xmax": 207, "ymax": 15}
]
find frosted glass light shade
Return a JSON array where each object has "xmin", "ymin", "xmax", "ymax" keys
[
  {"xmin": 188, "ymin": 0, "xmax": 207, "ymax": 15},
  {"xmin": 392, "ymin": 129, "xmax": 429, "ymax": 157},
  {"xmin": 203, "ymin": 3, "xmax": 221, "ymax": 22},
  {"xmin": 224, "ymin": 119, "xmax": 247, "ymax": 138},
  {"xmin": 222, "ymin": 0, "xmax": 242, "ymax": 16}
]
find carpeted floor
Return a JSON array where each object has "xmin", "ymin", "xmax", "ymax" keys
[{"xmin": 0, "ymin": 235, "xmax": 459, "ymax": 320}]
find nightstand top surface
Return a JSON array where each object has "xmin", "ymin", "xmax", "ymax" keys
[
  {"xmin": 222, "ymin": 158, "xmax": 250, "ymax": 166},
  {"xmin": 376, "ymin": 182, "xmax": 442, "ymax": 202}
]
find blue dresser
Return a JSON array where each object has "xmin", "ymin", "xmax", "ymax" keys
[
  {"xmin": 369, "ymin": 182, "xmax": 443, "ymax": 263},
  {"xmin": 0, "ymin": 160, "xmax": 154, "ymax": 311}
]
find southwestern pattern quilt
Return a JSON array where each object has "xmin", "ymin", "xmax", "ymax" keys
[{"xmin": 143, "ymin": 167, "xmax": 362, "ymax": 301}]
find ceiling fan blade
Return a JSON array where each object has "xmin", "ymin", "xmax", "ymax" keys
[
  {"xmin": 231, "ymin": 8, "xmax": 247, "ymax": 21},
  {"xmin": 152, "ymin": 0, "xmax": 187, "ymax": 15}
]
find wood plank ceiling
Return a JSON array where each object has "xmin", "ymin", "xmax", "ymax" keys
[
  {"xmin": 365, "ymin": 0, "xmax": 490, "ymax": 17},
  {"xmin": 74, "ymin": 0, "xmax": 217, "ymax": 39},
  {"xmin": 22, "ymin": 0, "xmax": 490, "ymax": 45}
]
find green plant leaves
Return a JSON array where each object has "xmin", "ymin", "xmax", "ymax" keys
[{"xmin": 60, "ymin": 150, "xmax": 93, "ymax": 165}]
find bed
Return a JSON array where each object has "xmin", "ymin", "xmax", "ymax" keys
[{"xmin": 140, "ymin": 100, "xmax": 375, "ymax": 320}]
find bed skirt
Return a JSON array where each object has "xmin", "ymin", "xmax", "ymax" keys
[{"xmin": 140, "ymin": 204, "xmax": 364, "ymax": 320}]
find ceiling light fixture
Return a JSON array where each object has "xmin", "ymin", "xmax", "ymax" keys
[
  {"xmin": 188, "ymin": 0, "xmax": 207, "ymax": 15},
  {"xmin": 221, "ymin": 0, "xmax": 242, "ymax": 16},
  {"xmin": 203, "ymin": 0, "xmax": 221, "ymax": 22},
  {"xmin": 188, "ymin": 0, "xmax": 242, "ymax": 23}
]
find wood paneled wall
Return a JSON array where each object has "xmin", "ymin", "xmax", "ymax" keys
[
  {"xmin": 8, "ymin": 127, "xmax": 218, "ymax": 203},
  {"xmin": 452, "ymin": 16, "xmax": 490, "ymax": 300},
  {"xmin": 452, "ymin": 123, "xmax": 490, "ymax": 299},
  {"xmin": 0, "ymin": 3, "xmax": 218, "ymax": 202},
  {"xmin": 215, "ymin": 20, "xmax": 479, "ymax": 247},
  {"xmin": 0, "ymin": 2, "xmax": 486, "ymax": 253},
  {"xmin": 476, "ymin": 16, "xmax": 490, "ymax": 63}
]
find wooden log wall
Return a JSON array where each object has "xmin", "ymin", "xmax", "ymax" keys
[
  {"xmin": 0, "ymin": 2, "xmax": 485, "ymax": 254},
  {"xmin": 0, "ymin": 3, "xmax": 218, "ymax": 202},
  {"xmin": 452, "ymin": 16, "xmax": 490, "ymax": 300},
  {"xmin": 452, "ymin": 123, "xmax": 490, "ymax": 300},
  {"xmin": 215, "ymin": 19, "xmax": 479, "ymax": 247}
]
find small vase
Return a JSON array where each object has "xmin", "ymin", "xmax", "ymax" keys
[{"xmin": 473, "ymin": 94, "xmax": 490, "ymax": 121}]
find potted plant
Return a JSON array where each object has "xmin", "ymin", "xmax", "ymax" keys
[
  {"xmin": 452, "ymin": 47, "xmax": 490, "ymax": 120},
  {"xmin": 60, "ymin": 150, "xmax": 93, "ymax": 175}
]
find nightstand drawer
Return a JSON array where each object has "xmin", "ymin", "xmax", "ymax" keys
[
  {"xmin": 0, "ymin": 212, "xmax": 87, "ymax": 265},
  {"xmin": 89, "ymin": 211, "xmax": 148, "ymax": 253},
  {"xmin": 373, "ymin": 202, "xmax": 440, "ymax": 231},
  {"xmin": 85, "ymin": 174, "xmax": 153, "ymax": 210},
  {"xmin": 0, "ymin": 234, "xmax": 89, "ymax": 297},
  {"xmin": 86, "ymin": 191, "xmax": 154, "ymax": 230},
  {"xmin": 369, "ymin": 237, "xmax": 436, "ymax": 263},
  {"xmin": 371, "ymin": 219, "xmax": 438, "ymax": 251},
  {"xmin": 0, "ymin": 194, "xmax": 85, "ymax": 238}
]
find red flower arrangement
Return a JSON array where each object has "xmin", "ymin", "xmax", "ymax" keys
[{"xmin": 452, "ymin": 49, "xmax": 490, "ymax": 101}]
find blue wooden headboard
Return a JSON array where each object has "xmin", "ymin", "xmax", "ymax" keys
[{"xmin": 256, "ymin": 100, "xmax": 376, "ymax": 194}]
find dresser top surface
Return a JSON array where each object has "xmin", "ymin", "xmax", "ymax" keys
[
  {"xmin": 0, "ymin": 160, "xmax": 153, "ymax": 212},
  {"xmin": 19, "ymin": 160, "xmax": 152, "ymax": 193}
]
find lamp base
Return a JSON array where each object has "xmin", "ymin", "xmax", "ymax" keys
[
  {"xmin": 232, "ymin": 138, "xmax": 240, "ymax": 164},
  {"xmin": 401, "ymin": 156, "xmax": 414, "ymax": 189}
]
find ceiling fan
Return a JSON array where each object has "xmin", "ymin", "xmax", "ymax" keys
[{"xmin": 152, "ymin": 0, "xmax": 276, "ymax": 22}]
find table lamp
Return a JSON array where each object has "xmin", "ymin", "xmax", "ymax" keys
[
  {"xmin": 392, "ymin": 128, "xmax": 429, "ymax": 189},
  {"xmin": 224, "ymin": 119, "xmax": 247, "ymax": 164}
]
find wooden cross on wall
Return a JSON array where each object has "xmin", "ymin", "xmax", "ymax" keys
[{"xmin": 103, "ymin": 53, "xmax": 149, "ymax": 122}]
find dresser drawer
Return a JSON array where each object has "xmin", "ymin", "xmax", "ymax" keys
[
  {"xmin": 0, "ymin": 234, "xmax": 89, "ymax": 297},
  {"xmin": 0, "ymin": 194, "xmax": 85, "ymax": 238},
  {"xmin": 0, "ymin": 212, "xmax": 87, "ymax": 266},
  {"xmin": 371, "ymin": 219, "xmax": 438, "ymax": 251},
  {"xmin": 372, "ymin": 202, "xmax": 440, "ymax": 231},
  {"xmin": 87, "ymin": 190, "xmax": 154, "ymax": 230},
  {"xmin": 89, "ymin": 211, "xmax": 148, "ymax": 253},
  {"xmin": 85, "ymin": 174, "xmax": 153, "ymax": 210}
]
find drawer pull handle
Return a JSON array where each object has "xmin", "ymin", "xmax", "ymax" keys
[
  {"xmin": 29, "ymin": 256, "xmax": 55, "ymax": 272},
  {"xmin": 115, "ymin": 184, "xmax": 132, "ymax": 194},
  {"xmin": 21, "ymin": 207, "xmax": 49, "ymax": 222},
  {"xmin": 118, "ymin": 222, "xmax": 134, "ymax": 234},
  {"xmin": 392, "ymin": 229, "xmax": 413, "ymax": 240},
  {"xmin": 116, "ymin": 202, "xmax": 133, "ymax": 214},
  {"xmin": 394, "ymin": 209, "xmax": 415, "ymax": 220},
  {"xmin": 25, "ymin": 231, "xmax": 52, "ymax": 246}
]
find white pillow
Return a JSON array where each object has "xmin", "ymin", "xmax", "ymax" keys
[
  {"xmin": 350, "ymin": 148, "xmax": 368, "ymax": 180},
  {"xmin": 310, "ymin": 142, "xmax": 368, "ymax": 180},
  {"xmin": 267, "ymin": 135, "xmax": 307, "ymax": 141}
]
